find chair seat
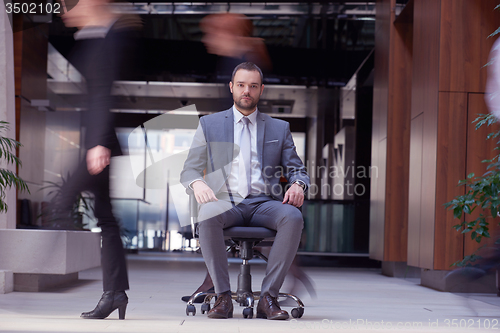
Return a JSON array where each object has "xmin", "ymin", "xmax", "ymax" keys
[{"xmin": 223, "ymin": 226, "xmax": 276, "ymax": 239}]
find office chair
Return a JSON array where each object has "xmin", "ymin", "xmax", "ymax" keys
[{"xmin": 184, "ymin": 190, "xmax": 305, "ymax": 319}]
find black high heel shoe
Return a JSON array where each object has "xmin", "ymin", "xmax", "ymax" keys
[{"xmin": 81, "ymin": 291, "xmax": 128, "ymax": 319}]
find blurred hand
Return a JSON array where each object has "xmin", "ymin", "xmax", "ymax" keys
[
  {"xmin": 87, "ymin": 145, "xmax": 111, "ymax": 175},
  {"xmin": 283, "ymin": 183, "xmax": 304, "ymax": 207},
  {"xmin": 192, "ymin": 180, "xmax": 218, "ymax": 204}
]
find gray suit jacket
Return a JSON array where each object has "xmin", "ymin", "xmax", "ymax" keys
[{"xmin": 180, "ymin": 108, "xmax": 310, "ymax": 201}]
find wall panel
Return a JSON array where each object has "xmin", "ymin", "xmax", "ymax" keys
[
  {"xmin": 18, "ymin": 100, "xmax": 45, "ymax": 185},
  {"xmin": 433, "ymin": 92, "xmax": 467, "ymax": 270},
  {"xmin": 14, "ymin": 16, "xmax": 48, "ymax": 102},
  {"xmin": 411, "ymin": 0, "xmax": 440, "ymax": 120},
  {"xmin": 373, "ymin": 0, "xmax": 392, "ymax": 141},
  {"xmin": 407, "ymin": 113, "xmax": 423, "ymax": 267},
  {"xmin": 370, "ymin": 138, "xmax": 387, "ymax": 261},
  {"xmin": 370, "ymin": 0, "xmax": 394, "ymax": 260},
  {"xmin": 384, "ymin": 20, "xmax": 413, "ymax": 262},
  {"xmin": 439, "ymin": 0, "xmax": 500, "ymax": 93},
  {"xmin": 409, "ymin": 0, "xmax": 441, "ymax": 269}
]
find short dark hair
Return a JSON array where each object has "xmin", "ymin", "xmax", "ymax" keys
[{"xmin": 231, "ymin": 62, "xmax": 263, "ymax": 85}]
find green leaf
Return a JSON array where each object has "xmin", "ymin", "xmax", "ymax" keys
[
  {"xmin": 0, "ymin": 122, "xmax": 29, "ymax": 213},
  {"xmin": 488, "ymin": 115, "xmax": 498, "ymax": 126},
  {"xmin": 490, "ymin": 205, "xmax": 498, "ymax": 217},
  {"xmin": 452, "ymin": 253, "xmax": 483, "ymax": 267}
]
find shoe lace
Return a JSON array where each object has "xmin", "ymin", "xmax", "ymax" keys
[
  {"xmin": 263, "ymin": 294, "xmax": 280, "ymax": 308},
  {"xmin": 214, "ymin": 294, "xmax": 230, "ymax": 307}
]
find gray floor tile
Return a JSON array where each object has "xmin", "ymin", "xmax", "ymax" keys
[{"xmin": 0, "ymin": 253, "xmax": 499, "ymax": 332}]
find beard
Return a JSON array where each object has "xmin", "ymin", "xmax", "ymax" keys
[{"xmin": 234, "ymin": 95, "xmax": 259, "ymax": 111}]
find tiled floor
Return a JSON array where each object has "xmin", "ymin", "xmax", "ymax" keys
[{"xmin": 0, "ymin": 252, "xmax": 499, "ymax": 332}]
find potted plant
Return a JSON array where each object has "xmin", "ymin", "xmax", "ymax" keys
[
  {"xmin": 445, "ymin": 114, "xmax": 500, "ymax": 266},
  {"xmin": 39, "ymin": 175, "xmax": 94, "ymax": 230},
  {"xmin": 0, "ymin": 121, "xmax": 29, "ymax": 213}
]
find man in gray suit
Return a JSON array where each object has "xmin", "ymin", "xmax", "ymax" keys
[{"xmin": 181, "ymin": 62, "xmax": 310, "ymax": 320}]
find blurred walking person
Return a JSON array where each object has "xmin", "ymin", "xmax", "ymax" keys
[
  {"xmin": 56, "ymin": 0, "xmax": 141, "ymax": 319},
  {"xmin": 200, "ymin": 13, "xmax": 271, "ymax": 82}
]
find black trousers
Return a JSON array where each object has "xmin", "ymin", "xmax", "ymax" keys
[{"xmin": 59, "ymin": 160, "xmax": 129, "ymax": 291}]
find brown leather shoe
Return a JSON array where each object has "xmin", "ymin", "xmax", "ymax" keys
[
  {"xmin": 207, "ymin": 293, "xmax": 233, "ymax": 319},
  {"xmin": 256, "ymin": 292, "xmax": 289, "ymax": 320}
]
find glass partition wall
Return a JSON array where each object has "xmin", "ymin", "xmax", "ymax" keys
[{"xmin": 83, "ymin": 126, "xmax": 197, "ymax": 251}]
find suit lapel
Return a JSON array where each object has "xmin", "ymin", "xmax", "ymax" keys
[
  {"xmin": 224, "ymin": 109, "xmax": 234, "ymax": 163},
  {"xmin": 257, "ymin": 111, "xmax": 265, "ymax": 169}
]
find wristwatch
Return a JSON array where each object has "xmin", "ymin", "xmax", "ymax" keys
[{"xmin": 293, "ymin": 180, "xmax": 306, "ymax": 192}]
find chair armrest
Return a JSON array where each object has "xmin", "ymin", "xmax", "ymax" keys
[
  {"xmin": 188, "ymin": 191, "xmax": 198, "ymax": 238},
  {"xmin": 188, "ymin": 192, "xmax": 198, "ymax": 219}
]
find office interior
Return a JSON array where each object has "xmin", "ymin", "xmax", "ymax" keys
[{"xmin": 1, "ymin": 0, "xmax": 500, "ymax": 300}]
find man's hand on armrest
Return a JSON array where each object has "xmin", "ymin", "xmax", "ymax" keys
[
  {"xmin": 192, "ymin": 180, "xmax": 218, "ymax": 204},
  {"xmin": 282, "ymin": 183, "xmax": 304, "ymax": 208}
]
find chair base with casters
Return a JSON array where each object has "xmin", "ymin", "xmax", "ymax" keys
[{"xmin": 185, "ymin": 226, "xmax": 305, "ymax": 319}]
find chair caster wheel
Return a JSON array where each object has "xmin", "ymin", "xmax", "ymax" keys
[
  {"xmin": 201, "ymin": 303, "xmax": 211, "ymax": 314},
  {"xmin": 243, "ymin": 307, "xmax": 253, "ymax": 319},
  {"xmin": 291, "ymin": 307, "xmax": 304, "ymax": 318},
  {"xmin": 186, "ymin": 304, "xmax": 196, "ymax": 316}
]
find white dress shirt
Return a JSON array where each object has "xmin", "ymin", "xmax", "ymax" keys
[{"xmin": 225, "ymin": 106, "xmax": 267, "ymax": 197}]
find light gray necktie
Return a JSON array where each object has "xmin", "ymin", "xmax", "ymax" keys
[{"xmin": 238, "ymin": 117, "xmax": 252, "ymax": 197}]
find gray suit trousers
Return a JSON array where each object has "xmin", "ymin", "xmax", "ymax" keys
[{"xmin": 197, "ymin": 194, "xmax": 304, "ymax": 297}]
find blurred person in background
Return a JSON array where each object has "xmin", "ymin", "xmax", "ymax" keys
[
  {"xmin": 200, "ymin": 13, "xmax": 271, "ymax": 84},
  {"xmin": 55, "ymin": 0, "xmax": 141, "ymax": 319},
  {"xmin": 486, "ymin": 37, "xmax": 500, "ymax": 119}
]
